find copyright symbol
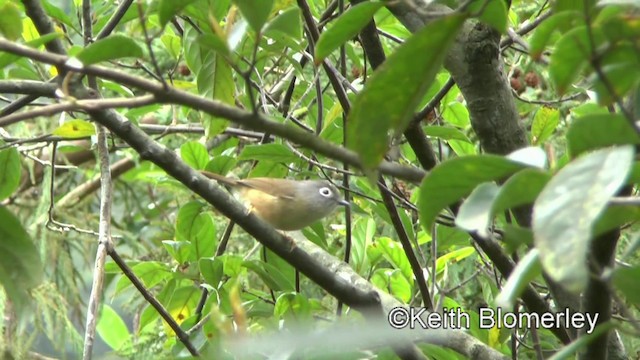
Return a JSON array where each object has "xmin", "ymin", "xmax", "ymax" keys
[{"xmin": 388, "ymin": 307, "xmax": 409, "ymax": 329}]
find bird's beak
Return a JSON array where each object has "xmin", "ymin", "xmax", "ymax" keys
[{"xmin": 338, "ymin": 199, "xmax": 350, "ymax": 207}]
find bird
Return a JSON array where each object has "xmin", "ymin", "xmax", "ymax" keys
[{"xmin": 201, "ymin": 171, "xmax": 349, "ymax": 230}]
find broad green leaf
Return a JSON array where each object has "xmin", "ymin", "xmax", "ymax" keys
[
  {"xmin": 441, "ymin": 102, "xmax": 470, "ymax": 128},
  {"xmin": 424, "ymin": 125, "xmax": 471, "ymax": 142},
  {"xmin": 435, "ymin": 247, "xmax": 475, "ymax": 273},
  {"xmin": 274, "ymin": 292, "xmax": 310, "ymax": 319},
  {"xmin": 189, "ymin": 212, "xmax": 216, "ymax": 260},
  {"xmin": 161, "ymin": 34, "xmax": 182, "ymax": 59},
  {"xmin": 533, "ymin": 146, "xmax": 633, "ymax": 292},
  {"xmin": 549, "ymin": 26, "xmax": 605, "ymax": 94},
  {"xmin": 238, "ymin": 143, "xmax": 298, "ymax": 163},
  {"xmin": 243, "ymin": 260, "xmax": 294, "ymax": 292},
  {"xmin": 52, "ymin": 119, "xmax": 96, "ymax": 138},
  {"xmin": 205, "ymin": 156, "xmax": 237, "ymax": 176},
  {"xmin": 0, "ymin": 206, "xmax": 43, "ymax": 311},
  {"xmin": 197, "ymin": 33, "xmax": 231, "ymax": 57},
  {"xmin": 502, "ymin": 225, "xmax": 534, "ymax": 254},
  {"xmin": 593, "ymin": 205, "xmax": 640, "ymax": 237},
  {"xmin": 180, "ymin": 141, "xmax": 209, "ymax": 170},
  {"xmin": 264, "ymin": 7, "xmax": 302, "ymax": 40},
  {"xmin": 389, "ymin": 269, "xmax": 412, "ymax": 303},
  {"xmin": 530, "ymin": 12, "xmax": 577, "ymax": 59},
  {"xmin": 495, "ymin": 249, "xmax": 542, "ymax": 308},
  {"xmin": 165, "ymin": 286, "xmax": 201, "ymax": 330},
  {"xmin": 97, "ymin": 305, "xmax": 130, "ymax": 350},
  {"xmin": 455, "ymin": 182, "xmax": 500, "ymax": 236},
  {"xmin": 76, "ymin": 35, "xmax": 143, "ymax": 65},
  {"xmin": 115, "ymin": 262, "xmax": 171, "ymax": 295},
  {"xmin": 158, "ymin": 0, "xmax": 198, "ymax": 26},
  {"xmin": 467, "ymin": 0, "xmax": 508, "ymax": 33},
  {"xmin": 162, "ymin": 240, "xmax": 191, "ymax": 264},
  {"xmin": 0, "ymin": 1, "xmax": 22, "ymax": 40},
  {"xmin": 591, "ymin": 44, "xmax": 640, "ymax": 106},
  {"xmin": 199, "ymin": 257, "xmax": 224, "ymax": 288},
  {"xmin": 314, "ymin": 1, "xmax": 384, "ymax": 63},
  {"xmin": 233, "ymin": 0, "xmax": 274, "ymax": 32},
  {"xmin": 567, "ymin": 114, "xmax": 640, "ymax": 157},
  {"xmin": 348, "ymin": 15, "xmax": 465, "ymax": 169},
  {"xmin": 0, "ymin": 148, "xmax": 21, "ymax": 201},
  {"xmin": 42, "ymin": 0, "xmax": 77, "ymax": 32},
  {"xmin": 176, "ymin": 201, "xmax": 207, "ymax": 241},
  {"xmin": 613, "ymin": 265, "xmax": 640, "ymax": 306},
  {"xmin": 531, "ymin": 107, "xmax": 559, "ymax": 145},
  {"xmin": 492, "ymin": 169, "xmax": 551, "ymax": 216},
  {"xmin": 376, "ymin": 237, "xmax": 413, "ymax": 284},
  {"xmin": 418, "ymin": 155, "xmax": 528, "ymax": 231}
]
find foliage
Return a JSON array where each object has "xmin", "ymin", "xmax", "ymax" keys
[{"xmin": 0, "ymin": 0, "xmax": 639, "ymax": 359}]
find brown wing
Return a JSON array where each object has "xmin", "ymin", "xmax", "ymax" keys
[{"xmin": 236, "ymin": 178, "xmax": 298, "ymax": 200}]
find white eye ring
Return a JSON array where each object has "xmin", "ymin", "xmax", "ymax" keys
[{"xmin": 318, "ymin": 187, "xmax": 332, "ymax": 197}]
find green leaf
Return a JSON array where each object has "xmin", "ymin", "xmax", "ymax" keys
[
  {"xmin": 180, "ymin": 141, "xmax": 209, "ymax": 170},
  {"xmin": 591, "ymin": 44, "xmax": 640, "ymax": 106},
  {"xmin": 441, "ymin": 102, "xmax": 470, "ymax": 128},
  {"xmin": 158, "ymin": 0, "xmax": 198, "ymax": 26},
  {"xmin": 0, "ymin": 1, "xmax": 23, "ymax": 40},
  {"xmin": 197, "ymin": 33, "xmax": 231, "ymax": 56},
  {"xmin": 274, "ymin": 292, "xmax": 310, "ymax": 319},
  {"xmin": 418, "ymin": 155, "xmax": 528, "ymax": 231},
  {"xmin": 199, "ymin": 257, "xmax": 224, "ymax": 288},
  {"xmin": 593, "ymin": 205, "xmax": 640, "ymax": 237},
  {"xmin": 176, "ymin": 201, "xmax": 207, "ymax": 241},
  {"xmin": 566, "ymin": 114, "xmax": 640, "ymax": 157},
  {"xmin": 468, "ymin": 0, "xmax": 508, "ymax": 33},
  {"xmin": 162, "ymin": 240, "xmax": 191, "ymax": 264},
  {"xmin": 205, "ymin": 156, "xmax": 237, "ymax": 176},
  {"xmin": 52, "ymin": 119, "xmax": 96, "ymax": 139},
  {"xmin": 347, "ymin": 14, "xmax": 465, "ymax": 169},
  {"xmin": 189, "ymin": 212, "xmax": 216, "ymax": 260},
  {"xmin": 187, "ymin": 27, "xmax": 235, "ymax": 137},
  {"xmin": 264, "ymin": 7, "xmax": 302, "ymax": 40},
  {"xmin": 435, "ymin": 247, "xmax": 475, "ymax": 273},
  {"xmin": 0, "ymin": 148, "xmax": 21, "ymax": 201},
  {"xmin": 97, "ymin": 305, "xmax": 130, "ymax": 350},
  {"xmin": 115, "ymin": 262, "xmax": 171, "ymax": 295},
  {"xmin": 529, "ymin": 12, "xmax": 576, "ymax": 59},
  {"xmin": 492, "ymin": 169, "xmax": 551, "ymax": 216},
  {"xmin": 455, "ymin": 182, "xmax": 500, "ymax": 236},
  {"xmin": 42, "ymin": 0, "xmax": 77, "ymax": 32},
  {"xmin": 76, "ymin": 34, "xmax": 143, "ymax": 65},
  {"xmin": 314, "ymin": 1, "xmax": 384, "ymax": 63},
  {"xmin": 376, "ymin": 237, "xmax": 413, "ymax": 284},
  {"xmin": 613, "ymin": 265, "xmax": 640, "ymax": 307},
  {"xmin": 0, "ymin": 206, "xmax": 44, "ymax": 311},
  {"xmin": 233, "ymin": 0, "xmax": 274, "ymax": 32},
  {"xmin": 531, "ymin": 107, "xmax": 559, "ymax": 145},
  {"xmin": 550, "ymin": 26, "xmax": 605, "ymax": 94},
  {"xmin": 243, "ymin": 260, "xmax": 294, "ymax": 292},
  {"xmin": 424, "ymin": 125, "xmax": 471, "ymax": 142},
  {"xmin": 238, "ymin": 143, "xmax": 298, "ymax": 163},
  {"xmin": 389, "ymin": 269, "xmax": 412, "ymax": 303},
  {"xmin": 533, "ymin": 146, "xmax": 634, "ymax": 292},
  {"xmin": 495, "ymin": 249, "xmax": 542, "ymax": 308}
]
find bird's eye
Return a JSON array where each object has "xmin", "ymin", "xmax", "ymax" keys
[{"xmin": 318, "ymin": 187, "xmax": 332, "ymax": 197}]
